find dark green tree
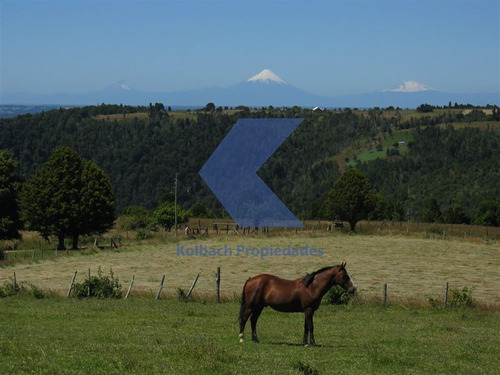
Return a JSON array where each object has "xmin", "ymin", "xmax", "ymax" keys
[
  {"xmin": 21, "ymin": 147, "xmax": 115, "ymax": 250},
  {"xmin": 205, "ymin": 102, "xmax": 216, "ymax": 112},
  {"xmin": 445, "ymin": 204, "xmax": 470, "ymax": 224},
  {"xmin": 472, "ymin": 199, "xmax": 499, "ymax": 227},
  {"xmin": 78, "ymin": 160, "xmax": 116, "ymax": 246},
  {"xmin": 0, "ymin": 150, "xmax": 23, "ymax": 240},
  {"xmin": 325, "ymin": 169, "xmax": 380, "ymax": 232},
  {"xmin": 422, "ymin": 199, "xmax": 442, "ymax": 223}
]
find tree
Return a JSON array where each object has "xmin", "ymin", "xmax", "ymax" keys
[
  {"xmin": 205, "ymin": 102, "xmax": 216, "ymax": 112},
  {"xmin": 151, "ymin": 203, "xmax": 189, "ymax": 232},
  {"xmin": 422, "ymin": 199, "xmax": 441, "ymax": 223},
  {"xmin": 325, "ymin": 169, "xmax": 380, "ymax": 232},
  {"xmin": 21, "ymin": 147, "xmax": 115, "ymax": 250},
  {"xmin": 121, "ymin": 205, "xmax": 150, "ymax": 230},
  {"xmin": 445, "ymin": 204, "xmax": 470, "ymax": 224},
  {"xmin": 78, "ymin": 160, "xmax": 116, "ymax": 245},
  {"xmin": 0, "ymin": 150, "xmax": 23, "ymax": 240},
  {"xmin": 472, "ymin": 199, "xmax": 499, "ymax": 227},
  {"xmin": 416, "ymin": 103, "xmax": 434, "ymax": 113}
]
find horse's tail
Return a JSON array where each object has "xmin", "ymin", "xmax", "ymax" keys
[{"xmin": 238, "ymin": 278, "xmax": 250, "ymax": 323}]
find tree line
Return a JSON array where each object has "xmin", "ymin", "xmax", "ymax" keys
[{"xmin": 1, "ymin": 103, "xmax": 499, "ymax": 239}]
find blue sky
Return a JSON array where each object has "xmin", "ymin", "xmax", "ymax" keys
[{"xmin": 1, "ymin": 0, "xmax": 499, "ymax": 96}]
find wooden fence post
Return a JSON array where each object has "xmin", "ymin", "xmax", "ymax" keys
[
  {"xmin": 383, "ymin": 283, "xmax": 388, "ymax": 307},
  {"xmin": 13, "ymin": 272, "xmax": 17, "ymax": 291},
  {"xmin": 156, "ymin": 275, "xmax": 165, "ymax": 300},
  {"xmin": 125, "ymin": 275, "xmax": 135, "ymax": 299},
  {"xmin": 87, "ymin": 268, "xmax": 91, "ymax": 297},
  {"xmin": 443, "ymin": 282, "xmax": 449, "ymax": 308},
  {"xmin": 215, "ymin": 267, "xmax": 221, "ymax": 303},
  {"xmin": 67, "ymin": 271, "xmax": 78, "ymax": 297},
  {"xmin": 186, "ymin": 274, "xmax": 200, "ymax": 299}
]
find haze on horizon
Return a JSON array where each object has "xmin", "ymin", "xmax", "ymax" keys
[{"xmin": 1, "ymin": 0, "xmax": 499, "ymax": 99}]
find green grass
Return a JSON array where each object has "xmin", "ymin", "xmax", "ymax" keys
[
  {"xmin": 347, "ymin": 131, "xmax": 414, "ymax": 167},
  {"xmin": 0, "ymin": 298, "xmax": 498, "ymax": 374}
]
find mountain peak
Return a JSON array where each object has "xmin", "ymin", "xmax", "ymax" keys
[
  {"xmin": 247, "ymin": 69, "xmax": 286, "ymax": 84},
  {"xmin": 110, "ymin": 80, "xmax": 133, "ymax": 91},
  {"xmin": 385, "ymin": 81, "xmax": 432, "ymax": 93}
]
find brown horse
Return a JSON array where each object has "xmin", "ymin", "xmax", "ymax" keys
[{"xmin": 238, "ymin": 263, "xmax": 355, "ymax": 346}]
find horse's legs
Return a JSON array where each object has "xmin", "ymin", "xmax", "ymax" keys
[
  {"xmin": 250, "ymin": 306, "xmax": 263, "ymax": 343},
  {"xmin": 239, "ymin": 307, "xmax": 252, "ymax": 343},
  {"xmin": 302, "ymin": 315, "xmax": 309, "ymax": 345},
  {"xmin": 304, "ymin": 308, "xmax": 316, "ymax": 346}
]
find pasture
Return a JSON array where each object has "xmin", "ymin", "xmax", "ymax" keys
[
  {"xmin": 1, "ymin": 298, "xmax": 498, "ymax": 374},
  {"xmin": 1, "ymin": 233, "xmax": 499, "ymax": 374},
  {"xmin": 1, "ymin": 233, "xmax": 499, "ymax": 303}
]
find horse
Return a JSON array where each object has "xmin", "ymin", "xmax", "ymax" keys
[{"xmin": 238, "ymin": 262, "xmax": 356, "ymax": 346}]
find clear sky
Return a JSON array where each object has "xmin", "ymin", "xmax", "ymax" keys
[{"xmin": 1, "ymin": 0, "xmax": 499, "ymax": 96}]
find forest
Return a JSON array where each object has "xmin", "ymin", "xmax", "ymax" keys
[{"xmin": 0, "ymin": 103, "xmax": 499, "ymax": 224}]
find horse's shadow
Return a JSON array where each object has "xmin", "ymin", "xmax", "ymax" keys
[{"xmin": 265, "ymin": 341, "xmax": 338, "ymax": 348}]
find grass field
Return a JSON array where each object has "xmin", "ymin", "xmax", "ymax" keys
[
  {"xmin": 0, "ymin": 298, "xmax": 498, "ymax": 374},
  {"xmin": 1, "ymin": 233, "xmax": 499, "ymax": 304},
  {"xmin": 1, "ymin": 232, "xmax": 499, "ymax": 374}
]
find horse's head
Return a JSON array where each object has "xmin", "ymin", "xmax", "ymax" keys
[{"xmin": 334, "ymin": 262, "xmax": 356, "ymax": 294}]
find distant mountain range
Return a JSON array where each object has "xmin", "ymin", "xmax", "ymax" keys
[{"xmin": 2, "ymin": 69, "xmax": 499, "ymax": 109}]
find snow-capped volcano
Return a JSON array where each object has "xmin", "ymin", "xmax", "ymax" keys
[
  {"xmin": 110, "ymin": 80, "xmax": 133, "ymax": 91},
  {"xmin": 385, "ymin": 81, "xmax": 432, "ymax": 93},
  {"xmin": 247, "ymin": 69, "xmax": 287, "ymax": 84}
]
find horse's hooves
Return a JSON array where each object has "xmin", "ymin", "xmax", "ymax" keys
[{"xmin": 239, "ymin": 338, "xmax": 244, "ymax": 343}]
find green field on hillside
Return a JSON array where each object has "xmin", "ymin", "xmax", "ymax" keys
[{"xmin": 346, "ymin": 132, "xmax": 414, "ymax": 167}]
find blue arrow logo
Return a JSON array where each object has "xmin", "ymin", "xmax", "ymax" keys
[{"xmin": 199, "ymin": 118, "xmax": 304, "ymax": 228}]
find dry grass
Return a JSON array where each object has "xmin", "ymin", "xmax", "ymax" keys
[{"xmin": 1, "ymin": 233, "xmax": 499, "ymax": 304}]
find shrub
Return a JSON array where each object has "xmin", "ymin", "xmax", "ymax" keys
[
  {"xmin": 135, "ymin": 228, "xmax": 149, "ymax": 240},
  {"xmin": 449, "ymin": 286, "xmax": 475, "ymax": 308},
  {"xmin": 323, "ymin": 285, "xmax": 353, "ymax": 305},
  {"xmin": 177, "ymin": 287, "xmax": 187, "ymax": 300},
  {"xmin": 73, "ymin": 267, "xmax": 122, "ymax": 298},
  {"xmin": 0, "ymin": 280, "xmax": 20, "ymax": 297}
]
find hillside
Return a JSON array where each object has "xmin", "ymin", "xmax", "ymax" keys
[{"xmin": 0, "ymin": 104, "xmax": 499, "ymax": 222}]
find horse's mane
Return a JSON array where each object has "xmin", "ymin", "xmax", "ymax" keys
[{"xmin": 303, "ymin": 266, "xmax": 337, "ymax": 287}]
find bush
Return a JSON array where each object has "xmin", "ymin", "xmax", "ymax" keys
[
  {"xmin": 0, "ymin": 280, "xmax": 20, "ymax": 297},
  {"xmin": 0, "ymin": 280, "xmax": 44, "ymax": 298},
  {"xmin": 449, "ymin": 286, "xmax": 475, "ymax": 308},
  {"xmin": 73, "ymin": 267, "xmax": 122, "ymax": 298},
  {"xmin": 177, "ymin": 287, "xmax": 187, "ymax": 300},
  {"xmin": 323, "ymin": 285, "xmax": 353, "ymax": 305},
  {"xmin": 135, "ymin": 228, "xmax": 149, "ymax": 240}
]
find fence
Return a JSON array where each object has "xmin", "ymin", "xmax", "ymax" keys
[{"xmin": 4, "ymin": 267, "xmax": 465, "ymax": 308}]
